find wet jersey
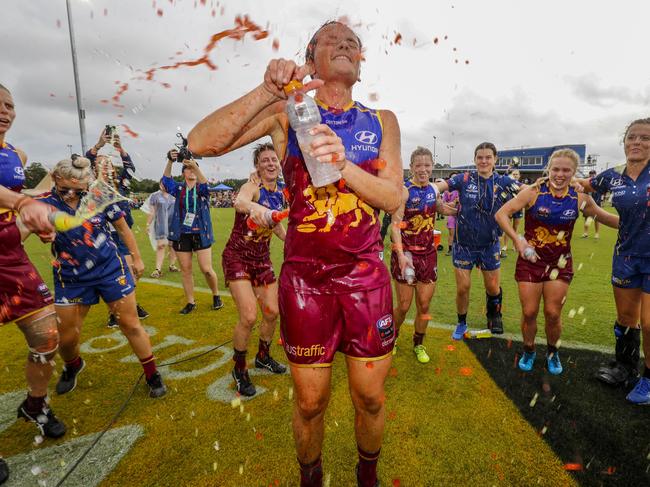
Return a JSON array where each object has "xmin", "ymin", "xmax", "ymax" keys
[
  {"xmin": 281, "ymin": 100, "xmax": 386, "ymax": 294},
  {"xmin": 448, "ymin": 171, "xmax": 519, "ymax": 248},
  {"xmin": 401, "ymin": 180, "xmax": 438, "ymax": 254},
  {"xmin": 591, "ymin": 164, "xmax": 650, "ymax": 257},
  {"xmin": 523, "ymin": 183, "xmax": 578, "ymax": 263},
  {"xmin": 224, "ymin": 181, "xmax": 285, "ymax": 260},
  {"xmin": 39, "ymin": 192, "xmax": 127, "ymax": 286}
]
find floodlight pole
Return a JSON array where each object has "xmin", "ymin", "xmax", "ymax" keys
[{"xmin": 66, "ymin": 0, "xmax": 88, "ymax": 154}]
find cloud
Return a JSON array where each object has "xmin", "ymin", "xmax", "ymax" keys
[{"xmin": 567, "ymin": 74, "xmax": 650, "ymax": 108}]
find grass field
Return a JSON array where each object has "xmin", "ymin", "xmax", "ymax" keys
[{"xmin": 1, "ymin": 208, "xmax": 648, "ymax": 486}]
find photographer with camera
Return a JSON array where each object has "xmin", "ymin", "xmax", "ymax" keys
[
  {"xmin": 86, "ymin": 126, "xmax": 149, "ymax": 326},
  {"xmin": 162, "ymin": 145, "xmax": 223, "ymax": 314}
]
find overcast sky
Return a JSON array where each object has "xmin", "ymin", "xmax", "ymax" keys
[{"xmin": 3, "ymin": 0, "xmax": 649, "ymax": 180}]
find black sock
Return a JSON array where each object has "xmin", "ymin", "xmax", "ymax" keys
[
  {"xmin": 233, "ymin": 349, "xmax": 247, "ymax": 372},
  {"xmin": 357, "ymin": 446, "xmax": 380, "ymax": 487},
  {"xmin": 257, "ymin": 339, "xmax": 270, "ymax": 359},
  {"xmin": 299, "ymin": 455, "xmax": 323, "ymax": 487},
  {"xmin": 413, "ymin": 332, "xmax": 425, "ymax": 347},
  {"xmin": 524, "ymin": 344, "xmax": 535, "ymax": 353},
  {"xmin": 458, "ymin": 313, "xmax": 467, "ymax": 324},
  {"xmin": 644, "ymin": 366, "xmax": 650, "ymax": 380},
  {"xmin": 486, "ymin": 288, "xmax": 503, "ymax": 319},
  {"xmin": 25, "ymin": 394, "xmax": 46, "ymax": 413},
  {"xmin": 547, "ymin": 344, "xmax": 558, "ymax": 355},
  {"xmin": 614, "ymin": 322, "xmax": 640, "ymax": 371}
]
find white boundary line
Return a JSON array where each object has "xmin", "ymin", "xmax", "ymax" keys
[{"xmin": 140, "ymin": 278, "xmax": 618, "ymax": 355}]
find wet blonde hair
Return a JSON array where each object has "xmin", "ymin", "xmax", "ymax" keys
[
  {"xmin": 52, "ymin": 156, "xmax": 93, "ymax": 183},
  {"xmin": 534, "ymin": 148, "xmax": 579, "ymax": 189}
]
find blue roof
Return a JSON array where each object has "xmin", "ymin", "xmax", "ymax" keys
[{"xmin": 454, "ymin": 144, "xmax": 586, "ymax": 172}]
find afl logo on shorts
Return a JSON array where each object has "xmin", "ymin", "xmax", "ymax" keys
[
  {"xmin": 376, "ymin": 314, "xmax": 394, "ymax": 341},
  {"xmin": 354, "ymin": 130, "xmax": 378, "ymax": 145},
  {"xmin": 37, "ymin": 283, "xmax": 52, "ymax": 299}
]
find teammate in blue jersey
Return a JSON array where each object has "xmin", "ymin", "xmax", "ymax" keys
[
  {"xmin": 86, "ymin": 129, "xmax": 149, "ymax": 325},
  {"xmin": 436, "ymin": 142, "xmax": 520, "ymax": 339},
  {"xmin": 0, "ymin": 84, "xmax": 65, "ymax": 485},
  {"xmin": 37, "ymin": 156, "xmax": 166, "ymax": 399},
  {"xmin": 580, "ymin": 118, "xmax": 650, "ymax": 404}
]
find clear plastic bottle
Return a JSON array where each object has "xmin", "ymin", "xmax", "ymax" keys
[
  {"xmin": 403, "ymin": 251, "xmax": 416, "ymax": 285},
  {"xmin": 284, "ymin": 80, "xmax": 341, "ymax": 187},
  {"xmin": 518, "ymin": 235, "xmax": 537, "ymax": 262}
]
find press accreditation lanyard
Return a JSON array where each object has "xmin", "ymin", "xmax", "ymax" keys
[{"xmin": 183, "ymin": 186, "xmax": 197, "ymax": 227}]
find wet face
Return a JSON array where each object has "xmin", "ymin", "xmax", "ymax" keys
[
  {"xmin": 624, "ymin": 123, "xmax": 650, "ymax": 164},
  {"xmin": 309, "ymin": 23, "xmax": 361, "ymax": 85},
  {"xmin": 474, "ymin": 148, "xmax": 497, "ymax": 176},
  {"xmin": 0, "ymin": 89, "xmax": 15, "ymax": 136},
  {"xmin": 547, "ymin": 157, "xmax": 576, "ymax": 191},
  {"xmin": 255, "ymin": 149, "xmax": 280, "ymax": 181},
  {"xmin": 55, "ymin": 177, "xmax": 89, "ymax": 205},
  {"xmin": 410, "ymin": 155, "xmax": 433, "ymax": 184}
]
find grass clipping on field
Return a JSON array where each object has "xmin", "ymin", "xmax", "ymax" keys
[{"xmin": 0, "ymin": 283, "xmax": 575, "ymax": 486}]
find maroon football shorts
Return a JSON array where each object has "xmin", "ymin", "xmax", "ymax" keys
[
  {"xmin": 0, "ymin": 215, "xmax": 54, "ymax": 325},
  {"xmin": 222, "ymin": 248, "xmax": 276, "ymax": 288},
  {"xmin": 515, "ymin": 255, "xmax": 574, "ymax": 283},
  {"xmin": 279, "ymin": 282, "xmax": 394, "ymax": 366},
  {"xmin": 390, "ymin": 250, "xmax": 438, "ymax": 284}
]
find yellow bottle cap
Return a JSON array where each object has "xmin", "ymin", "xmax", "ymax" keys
[{"xmin": 283, "ymin": 80, "xmax": 304, "ymax": 95}]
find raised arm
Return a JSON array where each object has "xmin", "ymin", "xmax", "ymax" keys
[
  {"xmin": 495, "ymin": 185, "xmax": 537, "ymax": 255},
  {"xmin": 188, "ymin": 59, "xmax": 318, "ymax": 157},
  {"xmin": 580, "ymin": 193, "xmax": 619, "ymax": 229}
]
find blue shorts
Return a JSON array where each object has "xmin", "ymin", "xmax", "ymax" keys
[
  {"xmin": 611, "ymin": 254, "xmax": 650, "ymax": 294},
  {"xmin": 512, "ymin": 210, "xmax": 523, "ymax": 220},
  {"xmin": 111, "ymin": 232, "xmax": 130, "ymax": 257},
  {"xmin": 54, "ymin": 269, "xmax": 135, "ymax": 306},
  {"xmin": 452, "ymin": 241, "xmax": 501, "ymax": 271}
]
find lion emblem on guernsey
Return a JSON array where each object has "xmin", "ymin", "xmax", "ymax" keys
[
  {"xmin": 405, "ymin": 214, "xmax": 434, "ymax": 235},
  {"xmin": 297, "ymin": 184, "xmax": 376, "ymax": 233},
  {"xmin": 532, "ymin": 227, "xmax": 567, "ymax": 248},
  {"xmin": 245, "ymin": 227, "xmax": 273, "ymax": 243}
]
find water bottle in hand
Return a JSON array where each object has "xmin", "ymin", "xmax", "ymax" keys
[
  {"xmin": 284, "ymin": 80, "xmax": 341, "ymax": 187},
  {"xmin": 519, "ymin": 236, "xmax": 537, "ymax": 262},
  {"xmin": 247, "ymin": 209, "xmax": 289, "ymax": 230},
  {"xmin": 403, "ymin": 251, "xmax": 416, "ymax": 284}
]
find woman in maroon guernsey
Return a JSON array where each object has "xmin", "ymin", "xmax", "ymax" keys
[
  {"xmin": 0, "ymin": 83, "xmax": 65, "ymax": 485},
  {"xmin": 496, "ymin": 149, "xmax": 619, "ymax": 374},
  {"xmin": 223, "ymin": 143, "xmax": 287, "ymax": 397},
  {"xmin": 189, "ymin": 21, "xmax": 402, "ymax": 487},
  {"xmin": 391, "ymin": 147, "xmax": 456, "ymax": 364}
]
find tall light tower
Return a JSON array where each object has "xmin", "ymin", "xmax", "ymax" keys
[
  {"xmin": 432, "ymin": 136, "xmax": 437, "ymax": 164},
  {"xmin": 447, "ymin": 145, "xmax": 454, "ymax": 166},
  {"xmin": 66, "ymin": 0, "xmax": 88, "ymax": 153}
]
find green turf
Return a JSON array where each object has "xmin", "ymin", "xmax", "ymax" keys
[
  {"xmin": 23, "ymin": 207, "xmax": 621, "ymax": 348},
  {"xmin": 3, "ymin": 206, "xmax": 625, "ymax": 486},
  {"xmin": 0, "ymin": 282, "xmax": 576, "ymax": 486}
]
